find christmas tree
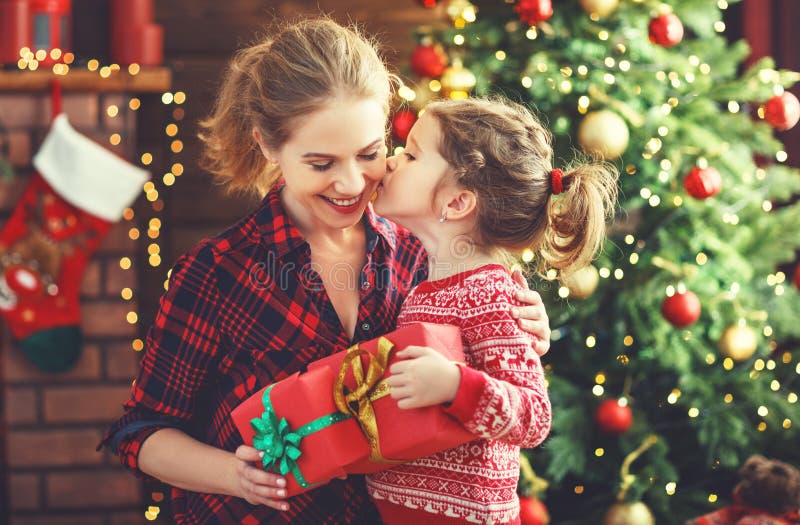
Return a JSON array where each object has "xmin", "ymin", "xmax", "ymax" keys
[{"xmin": 397, "ymin": 1, "xmax": 800, "ymax": 522}]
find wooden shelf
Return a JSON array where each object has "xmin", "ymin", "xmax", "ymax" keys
[{"xmin": 0, "ymin": 67, "xmax": 171, "ymax": 93}]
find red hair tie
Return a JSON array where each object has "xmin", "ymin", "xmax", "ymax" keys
[{"xmin": 550, "ymin": 168, "xmax": 564, "ymax": 195}]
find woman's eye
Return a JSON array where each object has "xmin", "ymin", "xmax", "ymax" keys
[
  {"xmin": 359, "ymin": 151, "xmax": 380, "ymax": 161},
  {"xmin": 311, "ymin": 162, "xmax": 333, "ymax": 172}
]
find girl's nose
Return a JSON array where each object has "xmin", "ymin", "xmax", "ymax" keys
[{"xmin": 386, "ymin": 155, "xmax": 398, "ymax": 172}]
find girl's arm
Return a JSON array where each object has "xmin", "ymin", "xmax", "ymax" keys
[{"xmin": 389, "ymin": 273, "xmax": 551, "ymax": 448}]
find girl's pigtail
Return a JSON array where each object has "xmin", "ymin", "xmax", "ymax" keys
[{"xmin": 543, "ymin": 160, "xmax": 618, "ymax": 275}]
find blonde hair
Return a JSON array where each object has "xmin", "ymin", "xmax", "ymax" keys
[
  {"xmin": 199, "ymin": 18, "xmax": 395, "ymax": 196},
  {"xmin": 425, "ymin": 97, "xmax": 618, "ymax": 276}
]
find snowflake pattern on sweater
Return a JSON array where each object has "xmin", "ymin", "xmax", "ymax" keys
[{"xmin": 367, "ymin": 264, "xmax": 552, "ymax": 525}]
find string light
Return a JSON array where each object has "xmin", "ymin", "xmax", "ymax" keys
[{"xmin": 667, "ymin": 389, "xmax": 681, "ymax": 404}]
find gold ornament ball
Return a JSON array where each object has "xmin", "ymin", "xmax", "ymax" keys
[
  {"xmin": 578, "ymin": 110, "xmax": 630, "ymax": 159},
  {"xmin": 719, "ymin": 324, "xmax": 758, "ymax": 361},
  {"xmin": 440, "ymin": 60, "xmax": 476, "ymax": 99},
  {"xmin": 579, "ymin": 0, "xmax": 620, "ymax": 17},
  {"xmin": 561, "ymin": 265, "xmax": 599, "ymax": 299},
  {"xmin": 603, "ymin": 502, "xmax": 655, "ymax": 525}
]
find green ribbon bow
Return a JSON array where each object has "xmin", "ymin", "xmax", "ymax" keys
[{"xmin": 250, "ymin": 384, "xmax": 350, "ymax": 488}]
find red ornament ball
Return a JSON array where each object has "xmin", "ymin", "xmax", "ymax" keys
[
  {"xmin": 515, "ymin": 0, "xmax": 553, "ymax": 25},
  {"xmin": 648, "ymin": 13, "xmax": 684, "ymax": 47},
  {"xmin": 392, "ymin": 109, "xmax": 417, "ymax": 142},
  {"xmin": 764, "ymin": 92, "xmax": 800, "ymax": 131},
  {"xmin": 793, "ymin": 264, "xmax": 800, "ymax": 290},
  {"xmin": 595, "ymin": 399, "xmax": 633, "ymax": 434},
  {"xmin": 410, "ymin": 44, "xmax": 448, "ymax": 79},
  {"xmin": 519, "ymin": 495, "xmax": 550, "ymax": 525},
  {"xmin": 683, "ymin": 166, "xmax": 722, "ymax": 199},
  {"xmin": 661, "ymin": 290, "xmax": 701, "ymax": 328},
  {"xmin": 417, "ymin": 0, "xmax": 440, "ymax": 7}
]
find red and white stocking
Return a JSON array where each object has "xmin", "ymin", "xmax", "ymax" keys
[{"xmin": 0, "ymin": 114, "xmax": 148, "ymax": 373}]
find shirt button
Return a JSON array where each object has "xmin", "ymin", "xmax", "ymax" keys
[
  {"xmin": 361, "ymin": 281, "xmax": 371, "ymax": 290},
  {"xmin": 361, "ymin": 322, "xmax": 371, "ymax": 332}
]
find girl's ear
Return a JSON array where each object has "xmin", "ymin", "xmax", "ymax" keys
[
  {"xmin": 252, "ymin": 127, "xmax": 278, "ymax": 163},
  {"xmin": 443, "ymin": 188, "xmax": 478, "ymax": 220}
]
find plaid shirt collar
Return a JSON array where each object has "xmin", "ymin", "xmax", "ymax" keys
[{"xmin": 256, "ymin": 179, "xmax": 388, "ymax": 260}]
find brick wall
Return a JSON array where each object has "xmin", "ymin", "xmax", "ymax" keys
[{"xmin": 1, "ymin": 91, "xmax": 149, "ymax": 524}]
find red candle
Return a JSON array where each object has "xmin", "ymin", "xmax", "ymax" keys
[
  {"xmin": 113, "ymin": 24, "xmax": 163, "ymax": 66},
  {"xmin": 110, "ymin": 0, "xmax": 162, "ymax": 66},
  {"xmin": 0, "ymin": 0, "xmax": 31, "ymax": 65},
  {"xmin": 29, "ymin": 0, "xmax": 71, "ymax": 65},
  {"xmin": 110, "ymin": 0, "xmax": 153, "ymax": 30}
]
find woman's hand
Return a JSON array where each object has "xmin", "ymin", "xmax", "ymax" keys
[
  {"xmin": 511, "ymin": 269, "xmax": 551, "ymax": 357},
  {"xmin": 233, "ymin": 446, "xmax": 290, "ymax": 511},
  {"xmin": 387, "ymin": 345, "xmax": 461, "ymax": 409}
]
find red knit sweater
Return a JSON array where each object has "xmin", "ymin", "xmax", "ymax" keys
[{"xmin": 367, "ymin": 264, "xmax": 552, "ymax": 524}]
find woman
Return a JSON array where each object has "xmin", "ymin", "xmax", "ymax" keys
[{"xmin": 100, "ymin": 19, "xmax": 551, "ymax": 525}]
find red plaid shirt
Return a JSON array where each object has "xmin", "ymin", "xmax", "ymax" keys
[{"xmin": 99, "ymin": 181, "xmax": 427, "ymax": 524}]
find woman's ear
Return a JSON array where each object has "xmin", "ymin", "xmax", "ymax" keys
[{"xmin": 252, "ymin": 127, "xmax": 278, "ymax": 163}]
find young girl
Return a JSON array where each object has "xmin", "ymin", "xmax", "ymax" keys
[
  {"xmin": 371, "ymin": 97, "xmax": 619, "ymax": 524},
  {"xmin": 99, "ymin": 19, "xmax": 551, "ymax": 525}
]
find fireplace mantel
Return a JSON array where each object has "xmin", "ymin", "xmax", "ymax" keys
[{"xmin": 0, "ymin": 67, "xmax": 171, "ymax": 93}]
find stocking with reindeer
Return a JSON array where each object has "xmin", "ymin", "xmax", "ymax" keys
[{"xmin": 0, "ymin": 114, "xmax": 148, "ymax": 373}]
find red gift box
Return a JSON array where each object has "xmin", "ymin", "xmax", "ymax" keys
[
  {"xmin": 231, "ymin": 366, "xmax": 371, "ymax": 496},
  {"xmin": 308, "ymin": 322, "xmax": 474, "ymax": 474},
  {"xmin": 231, "ymin": 322, "xmax": 475, "ymax": 496}
]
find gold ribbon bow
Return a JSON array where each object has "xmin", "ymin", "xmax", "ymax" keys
[{"xmin": 333, "ymin": 336, "xmax": 402, "ymax": 464}]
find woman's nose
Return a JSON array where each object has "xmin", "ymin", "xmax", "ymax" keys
[{"xmin": 337, "ymin": 161, "xmax": 367, "ymax": 195}]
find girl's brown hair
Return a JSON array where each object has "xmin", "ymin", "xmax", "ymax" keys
[
  {"xmin": 425, "ymin": 97, "xmax": 618, "ymax": 276},
  {"xmin": 199, "ymin": 18, "xmax": 395, "ymax": 196}
]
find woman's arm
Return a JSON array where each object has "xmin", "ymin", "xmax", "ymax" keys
[
  {"xmin": 138, "ymin": 429, "xmax": 290, "ymax": 511},
  {"xmin": 511, "ymin": 269, "xmax": 551, "ymax": 357},
  {"xmin": 101, "ymin": 245, "xmax": 289, "ymax": 510}
]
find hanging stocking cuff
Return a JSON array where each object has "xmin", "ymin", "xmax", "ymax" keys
[{"xmin": 33, "ymin": 114, "xmax": 150, "ymax": 221}]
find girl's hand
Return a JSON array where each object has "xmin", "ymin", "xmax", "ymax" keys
[
  {"xmin": 233, "ymin": 445, "xmax": 290, "ymax": 511},
  {"xmin": 511, "ymin": 269, "xmax": 551, "ymax": 357},
  {"xmin": 387, "ymin": 345, "xmax": 461, "ymax": 409}
]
